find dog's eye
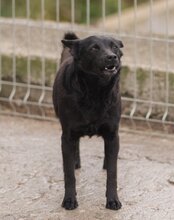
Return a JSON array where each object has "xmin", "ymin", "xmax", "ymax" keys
[
  {"xmin": 91, "ymin": 44, "xmax": 100, "ymax": 51},
  {"xmin": 112, "ymin": 45, "xmax": 118, "ymax": 50}
]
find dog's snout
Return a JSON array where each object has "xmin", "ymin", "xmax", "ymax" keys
[{"xmin": 106, "ymin": 55, "xmax": 116, "ymax": 61}]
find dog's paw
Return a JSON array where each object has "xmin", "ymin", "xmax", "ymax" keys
[
  {"xmin": 62, "ymin": 197, "xmax": 78, "ymax": 210},
  {"xmin": 106, "ymin": 199, "xmax": 122, "ymax": 210}
]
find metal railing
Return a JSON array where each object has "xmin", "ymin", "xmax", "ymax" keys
[{"xmin": 0, "ymin": 0, "xmax": 174, "ymax": 129}]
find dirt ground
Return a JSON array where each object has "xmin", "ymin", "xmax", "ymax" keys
[{"xmin": 0, "ymin": 115, "xmax": 174, "ymax": 220}]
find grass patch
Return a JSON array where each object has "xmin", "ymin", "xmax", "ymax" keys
[
  {"xmin": 1, "ymin": 0, "xmax": 148, "ymax": 23},
  {"xmin": 169, "ymin": 74, "xmax": 174, "ymax": 88},
  {"xmin": 120, "ymin": 66, "xmax": 129, "ymax": 80},
  {"xmin": 1, "ymin": 55, "xmax": 57, "ymax": 86},
  {"xmin": 136, "ymin": 68, "xmax": 148, "ymax": 93}
]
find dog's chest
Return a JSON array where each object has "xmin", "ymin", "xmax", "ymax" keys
[
  {"xmin": 79, "ymin": 101, "xmax": 109, "ymax": 122},
  {"xmin": 74, "ymin": 105, "xmax": 113, "ymax": 137},
  {"xmin": 79, "ymin": 123, "xmax": 100, "ymax": 137}
]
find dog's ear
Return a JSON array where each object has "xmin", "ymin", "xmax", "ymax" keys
[
  {"xmin": 61, "ymin": 39, "xmax": 79, "ymax": 48},
  {"xmin": 110, "ymin": 37, "xmax": 124, "ymax": 49},
  {"xmin": 61, "ymin": 39, "xmax": 80, "ymax": 59},
  {"xmin": 114, "ymin": 40, "xmax": 124, "ymax": 48},
  {"xmin": 117, "ymin": 40, "xmax": 124, "ymax": 48},
  {"xmin": 118, "ymin": 40, "xmax": 123, "ymax": 57},
  {"xmin": 112, "ymin": 39, "xmax": 124, "ymax": 57}
]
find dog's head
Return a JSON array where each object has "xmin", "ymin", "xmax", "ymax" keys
[{"xmin": 62, "ymin": 35, "xmax": 123, "ymax": 78}]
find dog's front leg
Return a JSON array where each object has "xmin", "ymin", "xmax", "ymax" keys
[
  {"xmin": 104, "ymin": 133, "xmax": 122, "ymax": 210},
  {"xmin": 61, "ymin": 134, "xmax": 78, "ymax": 210}
]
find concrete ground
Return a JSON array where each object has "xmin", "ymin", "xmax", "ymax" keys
[{"xmin": 0, "ymin": 115, "xmax": 174, "ymax": 220}]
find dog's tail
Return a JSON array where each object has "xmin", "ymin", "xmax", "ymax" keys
[{"xmin": 60, "ymin": 32, "xmax": 79, "ymax": 64}]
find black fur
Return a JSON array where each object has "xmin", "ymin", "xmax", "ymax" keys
[{"xmin": 53, "ymin": 32, "xmax": 123, "ymax": 210}]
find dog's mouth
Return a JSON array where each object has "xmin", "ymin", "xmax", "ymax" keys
[
  {"xmin": 104, "ymin": 65, "xmax": 116, "ymax": 72},
  {"xmin": 104, "ymin": 64, "xmax": 120, "ymax": 74}
]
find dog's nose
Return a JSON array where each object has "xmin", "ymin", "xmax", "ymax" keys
[{"xmin": 106, "ymin": 55, "xmax": 117, "ymax": 61}]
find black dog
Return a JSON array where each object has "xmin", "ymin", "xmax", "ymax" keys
[{"xmin": 53, "ymin": 32, "xmax": 123, "ymax": 210}]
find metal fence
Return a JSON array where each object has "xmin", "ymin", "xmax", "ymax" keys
[{"xmin": 0, "ymin": 0, "xmax": 174, "ymax": 129}]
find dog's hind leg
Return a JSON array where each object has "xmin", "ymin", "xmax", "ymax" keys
[
  {"xmin": 103, "ymin": 144, "xmax": 107, "ymax": 170},
  {"xmin": 75, "ymin": 142, "xmax": 81, "ymax": 169},
  {"xmin": 103, "ymin": 157, "xmax": 107, "ymax": 170},
  {"xmin": 61, "ymin": 134, "xmax": 78, "ymax": 210}
]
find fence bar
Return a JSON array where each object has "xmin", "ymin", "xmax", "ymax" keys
[
  {"xmin": 8, "ymin": 0, "xmax": 17, "ymax": 114},
  {"xmin": 9, "ymin": 0, "xmax": 16, "ymax": 102},
  {"xmin": 130, "ymin": 0, "xmax": 138, "ymax": 118},
  {"xmin": 56, "ymin": 0, "xmax": 60, "ymax": 24},
  {"xmin": 22, "ymin": 0, "xmax": 31, "ymax": 116},
  {"xmin": 1, "ymin": 18, "xmax": 174, "ymax": 43},
  {"xmin": 23, "ymin": 0, "xmax": 31, "ymax": 107},
  {"xmin": 71, "ymin": 0, "xmax": 75, "ymax": 27},
  {"xmin": 122, "ymin": 114, "xmax": 174, "ymax": 126},
  {"xmin": 0, "ymin": 0, "xmax": 1, "ymax": 94},
  {"xmin": 117, "ymin": 0, "xmax": 121, "ymax": 35},
  {"xmin": 162, "ymin": 0, "xmax": 169, "ymax": 122},
  {"xmin": 39, "ymin": 0, "xmax": 46, "ymax": 105},
  {"xmin": 0, "ymin": 80, "xmax": 52, "ymax": 91},
  {"xmin": 146, "ymin": 0, "xmax": 154, "ymax": 120},
  {"xmin": 102, "ymin": 0, "xmax": 106, "ymax": 30},
  {"xmin": 86, "ymin": 0, "xmax": 90, "ymax": 27}
]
